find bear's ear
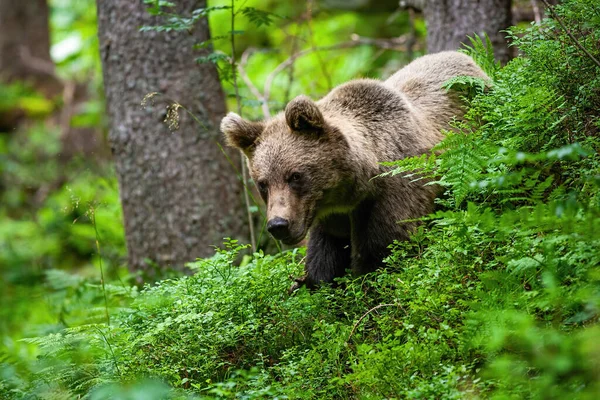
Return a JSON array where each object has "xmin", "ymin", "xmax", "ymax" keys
[
  {"xmin": 285, "ymin": 95, "xmax": 324, "ymax": 132},
  {"xmin": 221, "ymin": 112, "xmax": 264, "ymax": 153}
]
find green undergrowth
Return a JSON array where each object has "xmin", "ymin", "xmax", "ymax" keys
[{"xmin": 2, "ymin": 0, "xmax": 600, "ymax": 398}]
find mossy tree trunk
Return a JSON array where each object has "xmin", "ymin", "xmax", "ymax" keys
[{"xmin": 96, "ymin": 0, "xmax": 246, "ymax": 277}]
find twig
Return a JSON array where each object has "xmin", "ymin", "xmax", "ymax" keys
[
  {"xmin": 284, "ymin": 24, "xmax": 301, "ymax": 104},
  {"xmin": 530, "ymin": 0, "xmax": 541, "ymax": 23},
  {"xmin": 230, "ymin": 0, "xmax": 257, "ymax": 253},
  {"xmin": 307, "ymin": 0, "xmax": 332, "ymax": 91},
  {"xmin": 540, "ymin": 0, "xmax": 600, "ymax": 69},
  {"xmin": 93, "ymin": 326, "xmax": 121, "ymax": 376},
  {"xmin": 90, "ymin": 207, "xmax": 111, "ymax": 327},
  {"xmin": 347, "ymin": 303, "xmax": 397, "ymax": 343},
  {"xmin": 60, "ymin": 81, "xmax": 76, "ymax": 140},
  {"xmin": 406, "ymin": 7, "xmax": 417, "ymax": 61},
  {"xmin": 19, "ymin": 46, "xmax": 58, "ymax": 78},
  {"xmin": 239, "ymin": 48, "xmax": 271, "ymax": 118},
  {"xmin": 142, "ymin": 91, "xmax": 278, "ymax": 252},
  {"xmin": 236, "ymin": 36, "xmax": 410, "ymax": 121}
]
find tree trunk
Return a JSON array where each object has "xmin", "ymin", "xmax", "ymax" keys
[
  {"xmin": 96, "ymin": 0, "xmax": 246, "ymax": 276},
  {"xmin": 423, "ymin": 0, "xmax": 512, "ymax": 64},
  {"xmin": 0, "ymin": 0, "xmax": 61, "ymax": 93},
  {"xmin": 0, "ymin": 0, "xmax": 61, "ymax": 129},
  {"xmin": 324, "ymin": 0, "xmax": 513, "ymax": 64}
]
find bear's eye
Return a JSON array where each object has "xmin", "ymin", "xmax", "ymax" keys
[
  {"xmin": 289, "ymin": 172, "xmax": 302, "ymax": 182},
  {"xmin": 257, "ymin": 180, "xmax": 268, "ymax": 193}
]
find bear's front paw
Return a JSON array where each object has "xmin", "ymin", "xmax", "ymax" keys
[{"xmin": 288, "ymin": 275, "xmax": 308, "ymax": 294}]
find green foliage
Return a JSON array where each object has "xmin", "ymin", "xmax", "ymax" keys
[
  {"xmin": 141, "ymin": 3, "xmax": 232, "ymax": 33},
  {"xmin": 442, "ymin": 75, "xmax": 488, "ymax": 99},
  {"xmin": 118, "ymin": 243, "xmax": 310, "ymax": 390},
  {"xmin": 140, "ymin": 2, "xmax": 279, "ymax": 36},
  {"xmin": 50, "ymin": 0, "xmax": 101, "ymax": 81},
  {"xmin": 379, "ymin": 1, "xmax": 600, "ymax": 398},
  {"xmin": 0, "ymin": 125, "xmax": 124, "ymax": 278},
  {"xmin": 240, "ymin": 7, "xmax": 280, "ymax": 28},
  {"xmin": 143, "ymin": 2, "xmax": 283, "ymax": 87},
  {"xmin": 205, "ymin": 0, "xmax": 420, "ymax": 118},
  {"xmin": 461, "ymin": 34, "xmax": 501, "ymax": 78},
  {"xmin": 0, "ymin": 82, "xmax": 55, "ymax": 116},
  {"xmin": 144, "ymin": 0, "xmax": 176, "ymax": 16},
  {"xmin": 0, "ymin": 1, "xmax": 125, "ymax": 392},
  {"xmin": 3, "ymin": 0, "xmax": 600, "ymax": 398}
]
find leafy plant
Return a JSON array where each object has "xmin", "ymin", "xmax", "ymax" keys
[{"xmin": 3, "ymin": 0, "xmax": 599, "ymax": 398}]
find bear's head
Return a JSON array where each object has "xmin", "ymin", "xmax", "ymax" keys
[{"xmin": 221, "ymin": 95, "xmax": 356, "ymax": 244}]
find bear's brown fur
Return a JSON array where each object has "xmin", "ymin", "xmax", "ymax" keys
[{"xmin": 221, "ymin": 51, "xmax": 488, "ymax": 289}]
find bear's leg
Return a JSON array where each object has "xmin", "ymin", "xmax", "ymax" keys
[
  {"xmin": 302, "ymin": 223, "xmax": 351, "ymax": 289},
  {"xmin": 350, "ymin": 198, "xmax": 415, "ymax": 275}
]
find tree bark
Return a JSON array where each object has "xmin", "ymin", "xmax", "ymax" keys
[
  {"xmin": 0, "ymin": 0, "xmax": 61, "ymax": 94},
  {"xmin": 0, "ymin": 0, "xmax": 61, "ymax": 130},
  {"xmin": 422, "ymin": 0, "xmax": 512, "ymax": 64},
  {"xmin": 323, "ymin": 0, "xmax": 513, "ymax": 64},
  {"xmin": 96, "ymin": 0, "xmax": 246, "ymax": 276}
]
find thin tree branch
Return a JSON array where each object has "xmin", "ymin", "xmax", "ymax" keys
[
  {"xmin": 19, "ymin": 46, "xmax": 58, "ymax": 78},
  {"xmin": 307, "ymin": 0, "xmax": 333, "ymax": 91},
  {"xmin": 235, "ymin": 35, "xmax": 413, "ymax": 121},
  {"xmin": 406, "ymin": 7, "xmax": 417, "ymax": 61},
  {"xmin": 60, "ymin": 81, "xmax": 76, "ymax": 140},
  {"xmin": 238, "ymin": 47, "xmax": 271, "ymax": 118},
  {"xmin": 530, "ymin": 0, "xmax": 541, "ymax": 23},
  {"xmin": 230, "ymin": 0, "xmax": 257, "ymax": 252},
  {"xmin": 540, "ymin": 0, "xmax": 600, "ymax": 69},
  {"xmin": 347, "ymin": 303, "xmax": 399, "ymax": 343},
  {"xmin": 284, "ymin": 24, "xmax": 302, "ymax": 104}
]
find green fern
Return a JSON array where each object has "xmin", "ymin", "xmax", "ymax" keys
[
  {"xmin": 379, "ymin": 152, "xmax": 438, "ymax": 182},
  {"xmin": 442, "ymin": 75, "xmax": 488, "ymax": 99},
  {"xmin": 460, "ymin": 33, "xmax": 501, "ymax": 78},
  {"xmin": 434, "ymin": 127, "xmax": 495, "ymax": 207},
  {"xmin": 241, "ymin": 7, "xmax": 280, "ymax": 28}
]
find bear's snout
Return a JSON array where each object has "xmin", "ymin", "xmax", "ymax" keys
[{"xmin": 267, "ymin": 217, "xmax": 291, "ymax": 240}]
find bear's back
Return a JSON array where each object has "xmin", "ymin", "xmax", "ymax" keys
[
  {"xmin": 384, "ymin": 51, "xmax": 489, "ymax": 131},
  {"xmin": 319, "ymin": 79, "xmax": 435, "ymax": 162}
]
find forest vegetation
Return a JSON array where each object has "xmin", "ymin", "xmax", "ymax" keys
[{"xmin": 1, "ymin": 0, "xmax": 599, "ymax": 398}]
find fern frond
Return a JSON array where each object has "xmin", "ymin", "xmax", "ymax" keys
[
  {"xmin": 434, "ymin": 129, "xmax": 495, "ymax": 206},
  {"xmin": 443, "ymin": 75, "xmax": 488, "ymax": 100},
  {"xmin": 460, "ymin": 33, "xmax": 501, "ymax": 78},
  {"xmin": 379, "ymin": 152, "xmax": 438, "ymax": 183}
]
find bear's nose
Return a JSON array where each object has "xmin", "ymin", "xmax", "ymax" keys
[{"xmin": 267, "ymin": 217, "xmax": 290, "ymax": 240}]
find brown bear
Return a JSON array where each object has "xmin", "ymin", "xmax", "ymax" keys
[{"xmin": 221, "ymin": 51, "xmax": 488, "ymax": 289}]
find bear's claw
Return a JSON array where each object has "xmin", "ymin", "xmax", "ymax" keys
[{"xmin": 288, "ymin": 275, "xmax": 307, "ymax": 294}]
